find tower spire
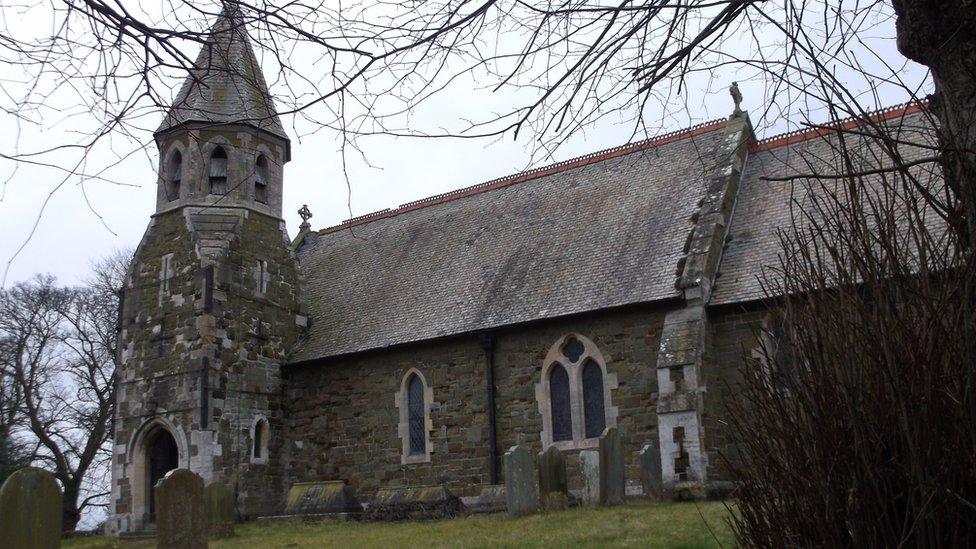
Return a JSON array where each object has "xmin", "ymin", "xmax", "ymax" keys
[{"xmin": 156, "ymin": 5, "xmax": 288, "ymax": 145}]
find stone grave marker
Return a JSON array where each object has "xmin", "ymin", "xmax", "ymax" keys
[
  {"xmin": 155, "ymin": 468, "xmax": 206, "ymax": 549},
  {"xmin": 0, "ymin": 467, "xmax": 62, "ymax": 549},
  {"xmin": 204, "ymin": 480, "xmax": 235, "ymax": 539},
  {"xmin": 599, "ymin": 427, "xmax": 625, "ymax": 506},
  {"xmin": 638, "ymin": 443, "xmax": 663, "ymax": 499},
  {"xmin": 536, "ymin": 446, "xmax": 568, "ymax": 511},
  {"xmin": 579, "ymin": 450, "xmax": 600, "ymax": 505},
  {"xmin": 504, "ymin": 444, "xmax": 538, "ymax": 517}
]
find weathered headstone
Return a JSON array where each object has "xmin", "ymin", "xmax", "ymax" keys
[
  {"xmin": 536, "ymin": 446, "xmax": 568, "ymax": 511},
  {"xmin": 0, "ymin": 467, "xmax": 62, "ymax": 549},
  {"xmin": 599, "ymin": 427, "xmax": 625, "ymax": 506},
  {"xmin": 504, "ymin": 444, "xmax": 538, "ymax": 517},
  {"xmin": 362, "ymin": 485, "xmax": 464, "ymax": 521},
  {"xmin": 579, "ymin": 450, "xmax": 600, "ymax": 505},
  {"xmin": 638, "ymin": 443, "xmax": 663, "ymax": 499},
  {"xmin": 155, "ymin": 468, "xmax": 206, "ymax": 549},
  {"xmin": 283, "ymin": 480, "xmax": 363, "ymax": 517},
  {"xmin": 204, "ymin": 481, "xmax": 235, "ymax": 539}
]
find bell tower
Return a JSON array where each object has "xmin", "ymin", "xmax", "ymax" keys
[{"xmin": 108, "ymin": 6, "xmax": 304, "ymax": 535}]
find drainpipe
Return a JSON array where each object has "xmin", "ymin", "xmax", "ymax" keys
[{"xmin": 479, "ymin": 333, "xmax": 499, "ymax": 485}]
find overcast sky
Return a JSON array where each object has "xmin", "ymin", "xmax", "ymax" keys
[{"xmin": 0, "ymin": 3, "xmax": 931, "ymax": 288}]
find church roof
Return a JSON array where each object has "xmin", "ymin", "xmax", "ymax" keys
[
  {"xmin": 290, "ymin": 120, "xmax": 730, "ymax": 361},
  {"xmin": 711, "ymin": 103, "xmax": 933, "ymax": 305},
  {"xmin": 155, "ymin": 6, "xmax": 287, "ymax": 142}
]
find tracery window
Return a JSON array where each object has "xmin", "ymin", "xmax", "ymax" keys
[
  {"xmin": 397, "ymin": 369, "xmax": 432, "ymax": 463},
  {"xmin": 537, "ymin": 334, "xmax": 618, "ymax": 449},
  {"xmin": 209, "ymin": 146, "xmax": 228, "ymax": 195}
]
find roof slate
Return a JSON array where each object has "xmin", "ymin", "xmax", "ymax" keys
[
  {"xmin": 291, "ymin": 124, "xmax": 728, "ymax": 361},
  {"xmin": 156, "ymin": 7, "xmax": 287, "ymax": 140},
  {"xmin": 711, "ymin": 107, "xmax": 937, "ymax": 305}
]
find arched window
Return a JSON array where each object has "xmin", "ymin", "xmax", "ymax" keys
[
  {"xmin": 407, "ymin": 375, "xmax": 425, "ymax": 455},
  {"xmin": 209, "ymin": 146, "xmax": 228, "ymax": 195},
  {"xmin": 397, "ymin": 369, "xmax": 431, "ymax": 463},
  {"xmin": 536, "ymin": 334, "xmax": 618, "ymax": 448},
  {"xmin": 166, "ymin": 150, "xmax": 182, "ymax": 201},
  {"xmin": 254, "ymin": 154, "xmax": 269, "ymax": 204},
  {"xmin": 582, "ymin": 359, "xmax": 606, "ymax": 438},
  {"xmin": 251, "ymin": 417, "xmax": 269, "ymax": 463},
  {"xmin": 549, "ymin": 364, "xmax": 572, "ymax": 442}
]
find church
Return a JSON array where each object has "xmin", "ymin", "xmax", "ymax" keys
[{"xmin": 106, "ymin": 7, "xmax": 928, "ymax": 535}]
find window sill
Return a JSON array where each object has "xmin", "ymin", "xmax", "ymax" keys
[
  {"xmin": 401, "ymin": 453, "xmax": 430, "ymax": 465},
  {"xmin": 548, "ymin": 437, "xmax": 600, "ymax": 452}
]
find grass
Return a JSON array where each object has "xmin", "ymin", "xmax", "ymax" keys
[{"xmin": 66, "ymin": 501, "xmax": 734, "ymax": 548}]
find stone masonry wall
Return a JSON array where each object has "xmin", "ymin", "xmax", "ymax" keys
[{"xmin": 282, "ymin": 305, "xmax": 673, "ymax": 499}]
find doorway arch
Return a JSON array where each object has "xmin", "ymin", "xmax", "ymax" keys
[{"xmin": 128, "ymin": 419, "xmax": 187, "ymax": 528}]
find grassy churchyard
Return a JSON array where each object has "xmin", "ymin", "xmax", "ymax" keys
[{"xmin": 66, "ymin": 501, "xmax": 733, "ymax": 548}]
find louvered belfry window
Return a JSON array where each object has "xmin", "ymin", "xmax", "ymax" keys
[
  {"xmin": 582, "ymin": 359, "xmax": 606, "ymax": 438},
  {"xmin": 209, "ymin": 146, "xmax": 228, "ymax": 195},
  {"xmin": 255, "ymin": 154, "xmax": 269, "ymax": 204},
  {"xmin": 167, "ymin": 150, "xmax": 182, "ymax": 201},
  {"xmin": 549, "ymin": 364, "xmax": 573, "ymax": 442},
  {"xmin": 407, "ymin": 375, "xmax": 425, "ymax": 455}
]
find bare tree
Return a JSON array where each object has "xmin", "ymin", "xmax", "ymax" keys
[{"xmin": 0, "ymin": 250, "xmax": 128, "ymax": 531}]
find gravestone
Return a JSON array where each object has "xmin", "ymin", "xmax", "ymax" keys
[
  {"xmin": 504, "ymin": 444, "xmax": 538, "ymax": 517},
  {"xmin": 155, "ymin": 468, "xmax": 206, "ymax": 549},
  {"xmin": 204, "ymin": 481, "xmax": 235, "ymax": 539},
  {"xmin": 579, "ymin": 450, "xmax": 600, "ymax": 505},
  {"xmin": 283, "ymin": 480, "xmax": 363, "ymax": 517},
  {"xmin": 0, "ymin": 467, "xmax": 62, "ymax": 549},
  {"xmin": 638, "ymin": 443, "xmax": 663, "ymax": 499},
  {"xmin": 536, "ymin": 446, "xmax": 568, "ymax": 511},
  {"xmin": 362, "ymin": 485, "xmax": 464, "ymax": 521},
  {"xmin": 599, "ymin": 427, "xmax": 625, "ymax": 506}
]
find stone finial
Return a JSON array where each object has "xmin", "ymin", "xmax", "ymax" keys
[
  {"xmin": 730, "ymin": 82, "xmax": 743, "ymax": 115},
  {"xmin": 298, "ymin": 204, "xmax": 313, "ymax": 230}
]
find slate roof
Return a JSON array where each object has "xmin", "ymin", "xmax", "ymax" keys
[
  {"xmin": 291, "ymin": 121, "xmax": 729, "ymax": 361},
  {"xmin": 156, "ymin": 6, "xmax": 287, "ymax": 141},
  {"xmin": 711, "ymin": 104, "xmax": 936, "ymax": 305}
]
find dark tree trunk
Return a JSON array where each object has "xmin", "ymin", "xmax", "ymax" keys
[
  {"xmin": 893, "ymin": 0, "xmax": 976, "ymax": 243},
  {"xmin": 62, "ymin": 482, "xmax": 81, "ymax": 532}
]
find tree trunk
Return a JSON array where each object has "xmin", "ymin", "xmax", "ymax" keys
[
  {"xmin": 62, "ymin": 482, "xmax": 81, "ymax": 532},
  {"xmin": 893, "ymin": 0, "xmax": 976, "ymax": 243}
]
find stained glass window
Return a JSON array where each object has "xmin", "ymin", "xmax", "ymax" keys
[
  {"xmin": 550, "ymin": 364, "xmax": 572, "ymax": 441},
  {"xmin": 408, "ymin": 375, "xmax": 425, "ymax": 455},
  {"xmin": 582, "ymin": 359, "xmax": 606, "ymax": 438}
]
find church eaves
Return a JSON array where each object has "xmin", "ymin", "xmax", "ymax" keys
[{"xmin": 155, "ymin": 6, "xmax": 288, "ymax": 144}]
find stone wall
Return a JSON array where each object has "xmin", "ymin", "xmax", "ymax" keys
[{"xmin": 282, "ymin": 305, "xmax": 673, "ymax": 499}]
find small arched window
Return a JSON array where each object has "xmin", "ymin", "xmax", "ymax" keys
[
  {"xmin": 209, "ymin": 146, "xmax": 228, "ymax": 195},
  {"xmin": 397, "ymin": 369, "xmax": 431, "ymax": 463},
  {"xmin": 254, "ymin": 154, "xmax": 269, "ymax": 204},
  {"xmin": 582, "ymin": 359, "xmax": 606, "ymax": 438},
  {"xmin": 549, "ymin": 364, "xmax": 572, "ymax": 442},
  {"xmin": 407, "ymin": 375, "xmax": 425, "ymax": 455},
  {"xmin": 252, "ymin": 418, "xmax": 269, "ymax": 462},
  {"xmin": 166, "ymin": 150, "xmax": 182, "ymax": 201}
]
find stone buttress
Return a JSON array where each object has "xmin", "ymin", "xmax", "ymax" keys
[{"xmin": 655, "ymin": 109, "xmax": 753, "ymax": 493}]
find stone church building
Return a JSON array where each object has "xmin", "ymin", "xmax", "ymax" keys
[{"xmin": 106, "ymin": 7, "xmax": 928, "ymax": 535}]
